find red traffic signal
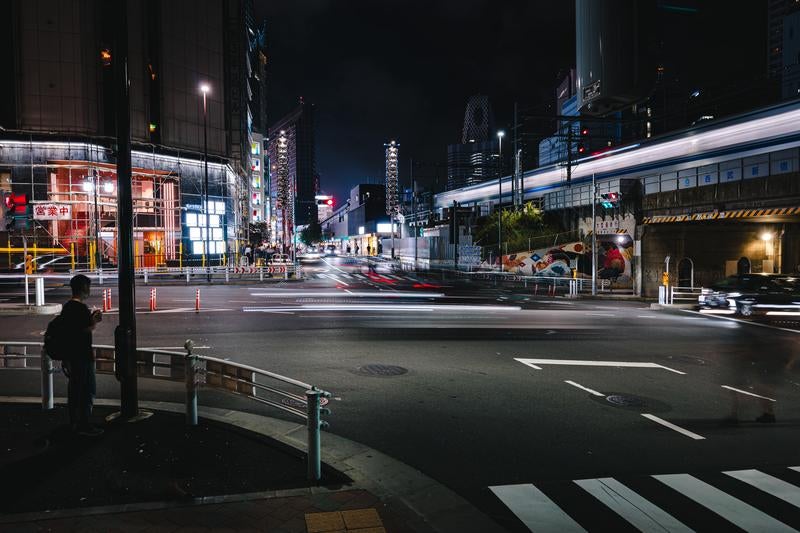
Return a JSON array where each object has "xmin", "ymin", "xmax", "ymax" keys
[
  {"xmin": 581, "ymin": 128, "xmax": 589, "ymax": 136},
  {"xmin": 326, "ymin": 199, "xmax": 333, "ymax": 206},
  {"xmin": 5, "ymin": 193, "xmax": 27, "ymax": 214}
]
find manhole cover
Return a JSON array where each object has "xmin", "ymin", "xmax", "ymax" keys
[
  {"xmin": 356, "ymin": 364, "xmax": 408, "ymax": 377},
  {"xmin": 605, "ymin": 394, "xmax": 645, "ymax": 408},
  {"xmin": 593, "ymin": 393, "xmax": 672, "ymax": 413},
  {"xmin": 281, "ymin": 397, "xmax": 329, "ymax": 409}
]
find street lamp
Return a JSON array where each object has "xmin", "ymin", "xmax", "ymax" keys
[
  {"xmin": 497, "ymin": 130, "xmax": 505, "ymax": 269},
  {"xmin": 200, "ymin": 83, "xmax": 211, "ymax": 281}
]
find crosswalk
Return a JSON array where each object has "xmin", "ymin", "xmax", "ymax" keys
[
  {"xmin": 315, "ymin": 272, "xmax": 419, "ymax": 282},
  {"xmin": 491, "ymin": 466, "xmax": 800, "ymax": 532}
]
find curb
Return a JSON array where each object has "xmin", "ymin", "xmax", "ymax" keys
[
  {"xmin": 0, "ymin": 396, "xmax": 504, "ymax": 533},
  {"xmin": 0, "ymin": 303, "xmax": 61, "ymax": 316}
]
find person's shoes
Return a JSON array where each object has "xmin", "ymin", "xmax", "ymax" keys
[
  {"xmin": 76, "ymin": 425, "xmax": 104, "ymax": 437},
  {"xmin": 756, "ymin": 413, "xmax": 776, "ymax": 423}
]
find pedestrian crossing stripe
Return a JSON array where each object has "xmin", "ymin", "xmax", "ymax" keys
[{"xmin": 491, "ymin": 467, "xmax": 800, "ymax": 532}]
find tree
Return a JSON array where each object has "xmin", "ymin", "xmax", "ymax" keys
[
  {"xmin": 299, "ymin": 220, "xmax": 322, "ymax": 246},
  {"xmin": 473, "ymin": 203, "xmax": 559, "ymax": 254}
]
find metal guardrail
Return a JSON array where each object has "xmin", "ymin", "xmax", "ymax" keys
[
  {"xmin": 455, "ymin": 271, "xmax": 615, "ymax": 294},
  {"xmin": 0, "ymin": 264, "xmax": 304, "ymax": 285},
  {"xmin": 661, "ymin": 285, "xmax": 704, "ymax": 305},
  {"xmin": 0, "ymin": 340, "xmax": 331, "ymax": 481}
]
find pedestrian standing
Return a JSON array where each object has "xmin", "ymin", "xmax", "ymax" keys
[
  {"xmin": 62, "ymin": 275, "xmax": 103, "ymax": 436},
  {"xmin": 355, "ymin": 244, "xmax": 360, "ymax": 255},
  {"xmin": 346, "ymin": 245, "xmax": 351, "ymax": 255},
  {"xmin": 367, "ymin": 245, "xmax": 372, "ymax": 256}
]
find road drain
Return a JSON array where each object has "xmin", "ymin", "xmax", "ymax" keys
[
  {"xmin": 356, "ymin": 364, "xmax": 409, "ymax": 377},
  {"xmin": 593, "ymin": 393, "xmax": 672, "ymax": 413}
]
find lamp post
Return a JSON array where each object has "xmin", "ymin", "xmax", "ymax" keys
[
  {"xmin": 497, "ymin": 130, "xmax": 505, "ymax": 270},
  {"xmin": 200, "ymin": 83, "xmax": 211, "ymax": 281}
]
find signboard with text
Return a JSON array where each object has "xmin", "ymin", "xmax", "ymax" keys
[{"xmin": 33, "ymin": 203, "xmax": 72, "ymax": 221}]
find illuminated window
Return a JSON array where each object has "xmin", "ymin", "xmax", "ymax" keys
[
  {"xmin": 186, "ymin": 213, "xmax": 198, "ymax": 227},
  {"xmin": 192, "ymin": 241, "xmax": 204, "ymax": 255},
  {"xmin": 209, "ymin": 214, "xmax": 221, "ymax": 227},
  {"xmin": 189, "ymin": 227, "xmax": 201, "ymax": 240}
]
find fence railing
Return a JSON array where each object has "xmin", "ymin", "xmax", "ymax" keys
[
  {"xmin": 0, "ymin": 340, "xmax": 331, "ymax": 481},
  {"xmin": 454, "ymin": 271, "xmax": 615, "ymax": 294},
  {"xmin": 659, "ymin": 285, "xmax": 703, "ymax": 305}
]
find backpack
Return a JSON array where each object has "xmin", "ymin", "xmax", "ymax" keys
[{"xmin": 43, "ymin": 314, "xmax": 70, "ymax": 361}]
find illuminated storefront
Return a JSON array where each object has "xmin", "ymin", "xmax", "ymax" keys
[{"xmin": 0, "ymin": 138, "xmax": 243, "ymax": 268}]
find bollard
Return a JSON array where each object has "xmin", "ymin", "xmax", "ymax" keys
[
  {"xmin": 98, "ymin": 268, "xmax": 103, "ymax": 285},
  {"xmin": 35, "ymin": 276, "xmax": 44, "ymax": 306},
  {"xmin": 184, "ymin": 342, "xmax": 198, "ymax": 426},
  {"xmin": 306, "ymin": 389, "xmax": 323, "ymax": 482},
  {"xmin": 41, "ymin": 347, "xmax": 53, "ymax": 410},
  {"xmin": 107, "ymin": 289, "xmax": 112, "ymax": 311},
  {"xmin": 144, "ymin": 269, "xmax": 148, "ymax": 284},
  {"xmin": 259, "ymin": 267, "xmax": 264, "ymax": 282},
  {"xmin": 149, "ymin": 288, "xmax": 157, "ymax": 311},
  {"xmin": 195, "ymin": 289, "xmax": 200, "ymax": 312},
  {"xmin": 534, "ymin": 283, "xmax": 539, "ymax": 296},
  {"xmin": 284, "ymin": 267, "xmax": 289, "ymax": 280},
  {"xmin": 186, "ymin": 269, "xmax": 191, "ymax": 284},
  {"xmin": 225, "ymin": 267, "xmax": 229, "ymax": 283}
]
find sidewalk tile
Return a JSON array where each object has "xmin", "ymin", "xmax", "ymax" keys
[
  {"xmin": 341, "ymin": 508, "xmax": 382, "ymax": 529},
  {"xmin": 305, "ymin": 511, "xmax": 345, "ymax": 532}
]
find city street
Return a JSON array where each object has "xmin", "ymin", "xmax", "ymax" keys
[{"xmin": 3, "ymin": 258, "xmax": 800, "ymax": 531}]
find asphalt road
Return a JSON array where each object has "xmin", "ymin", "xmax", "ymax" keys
[{"xmin": 3, "ymin": 257, "xmax": 800, "ymax": 531}]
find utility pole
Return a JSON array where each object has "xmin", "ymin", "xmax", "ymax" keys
[
  {"xmin": 512, "ymin": 102, "xmax": 518, "ymax": 208},
  {"xmin": 113, "ymin": 0, "xmax": 138, "ymax": 419},
  {"xmin": 452, "ymin": 200, "xmax": 459, "ymax": 270},
  {"xmin": 496, "ymin": 130, "xmax": 505, "ymax": 270},
  {"xmin": 591, "ymin": 172, "xmax": 597, "ymax": 296}
]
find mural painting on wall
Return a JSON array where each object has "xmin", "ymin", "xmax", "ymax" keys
[{"xmin": 499, "ymin": 234, "xmax": 634, "ymax": 280}]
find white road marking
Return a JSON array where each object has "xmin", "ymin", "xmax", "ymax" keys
[
  {"xmin": 564, "ymin": 380, "xmax": 605, "ymax": 397},
  {"xmin": 721, "ymin": 385, "xmax": 776, "ymax": 402},
  {"xmin": 682, "ymin": 309, "xmax": 800, "ymax": 334},
  {"xmin": 575, "ymin": 478, "xmax": 692, "ymax": 532},
  {"xmin": 515, "ymin": 358, "xmax": 686, "ymax": 375},
  {"xmin": 724, "ymin": 469, "xmax": 800, "ymax": 509},
  {"xmin": 489, "ymin": 483, "xmax": 586, "ymax": 533},
  {"xmin": 243, "ymin": 303, "xmax": 522, "ymax": 313},
  {"xmin": 326, "ymin": 273, "xmax": 350, "ymax": 286},
  {"xmin": 142, "ymin": 346, "xmax": 210, "ymax": 350},
  {"xmin": 321, "ymin": 258, "xmax": 348, "ymax": 274},
  {"xmin": 637, "ymin": 315, "xmax": 659, "ymax": 318},
  {"xmin": 250, "ymin": 291, "xmax": 444, "ymax": 298},
  {"xmin": 587, "ymin": 312, "xmax": 616, "ymax": 317},
  {"xmin": 653, "ymin": 473, "xmax": 794, "ymax": 532},
  {"xmin": 641, "ymin": 414, "xmax": 705, "ymax": 440}
]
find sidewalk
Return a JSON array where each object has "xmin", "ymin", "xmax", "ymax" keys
[{"xmin": 0, "ymin": 398, "xmax": 503, "ymax": 533}]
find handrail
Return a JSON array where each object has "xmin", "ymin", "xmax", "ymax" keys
[{"xmin": 0, "ymin": 340, "xmax": 330, "ymax": 481}]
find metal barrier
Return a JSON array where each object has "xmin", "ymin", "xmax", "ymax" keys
[
  {"xmin": 0, "ymin": 340, "xmax": 331, "ymax": 481},
  {"xmin": 455, "ymin": 271, "xmax": 616, "ymax": 294},
  {"xmin": 668, "ymin": 286, "xmax": 703, "ymax": 305},
  {"xmin": 0, "ymin": 264, "xmax": 304, "ymax": 286}
]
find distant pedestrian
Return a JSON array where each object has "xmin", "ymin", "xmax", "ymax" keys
[
  {"xmin": 367, "ymin": 245, "xmax": 372, "ymax": 256},
  {"xmin": 378, "ymin": 242, "xmax": 383, "ymax": 255},
  {"xmin": 346, "ymin": 245, "xmax": 351, "ymax": 255},
  {"xmin": 60, "ymin": 275, "xmax": 103, "ymax": 436},
  {"xmin": 355, "ymin": 244, "xmax": 360, "ymax": 255}
]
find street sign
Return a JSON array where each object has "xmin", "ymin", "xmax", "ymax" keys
[{"xmin": 33, "ymin": 203, "xmax": 72, "ymax": 221}]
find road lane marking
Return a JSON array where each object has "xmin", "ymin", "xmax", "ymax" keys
[
  {"xmin": 637, "ymin": 315, "xmax": 659, "ymax": 318},
  {"xmin": 721, "ymin": 385, "xmax": 776, "ymax": 402},
  {"xmin": 321, "ymin": 258, "xmax": 347, "ymax": 274},
  {"xmin": 574, "ymin": 478, "xmax": 692, "ymax": 532},
  {"xmin": 587, "ymin": 312, "xmax": 616, "ymax": 317},
  {"xmin": 564, "ymin": 380, "xmax": 605, "ymax": 397},
  {"xmin": 489, "ymin": 484, "xmax": 586, "ymax": 533},
  {"xmin": 515, "ymin": 358, "xmax": 686, "ymax": 375},
  {"xmin": 653, "ymin": 473, "xmax": 794, "ymax": 531},
  {"xmin": 326, "ymin": 273, "xmax": 350, "ymax": 286},
  {"xmin": 250, "ymin": 291, "xmax": 444, "ymax": 298},
  {"xmin": 681, "ymin": 309, "xmax": 800, "ymax": 334},
  {"xmin": 724, "ymin": 470, "xmax": 800, "ymax": 509},
  {"xmin": 641, "ymin": 414, "xmax": 705, "ymax": 440}
]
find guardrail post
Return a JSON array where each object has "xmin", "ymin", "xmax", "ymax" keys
[
  {"xmin": 185, "ymin": 344, "xmax": 199, "ymax": 426},
  {"xmin": 306, "ymin": 388, "xmax": 323, "ymax": 481},
  {"xmin": 41, "ymin": 347, "xmax": 53, "ymax": 410},
  {"xmin": 35, "ymin": 276, "xmax": 45, "ymax": 306}
]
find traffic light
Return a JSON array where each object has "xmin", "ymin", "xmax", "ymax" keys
[
  {"xmin": 4, "ymin": 192, "xmax": 31, "ymax": 231},
  {"xmin": 577, "ymin": 127, "xmax": 589, "ymax": 154},
  {"xmin": 599, "ymin": 192, "xmax": 620, "ymax": 209}
]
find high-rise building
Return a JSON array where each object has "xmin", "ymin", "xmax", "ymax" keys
[
  {"xmin": 267, "ymin": 100, "xmax": 318, "ymax": 241},
  {"xmin": 446, "ymin": 95, "xmax": 499, "ymax": 191},
  {"xmin": 0, "ymin": 0, "xmax": 265, "ymax": 267}
]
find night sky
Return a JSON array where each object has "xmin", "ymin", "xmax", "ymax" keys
[{"xmin": 256, "ymin": 0, "xmax": 766, "ymax": 204}]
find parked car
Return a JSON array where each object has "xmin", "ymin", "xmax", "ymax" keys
[
  {"xmin": 699, "ymin": 274, "xmax": 800, "ymax": 316},
  {"xmin": 324, "ymin": 245, "xmax": 338, "ymax": 257}
]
